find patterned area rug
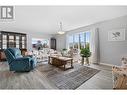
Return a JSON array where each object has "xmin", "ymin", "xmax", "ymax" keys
[{"xmin": 38, "ymin": 65, "xmax": 100, "ymax": 89}]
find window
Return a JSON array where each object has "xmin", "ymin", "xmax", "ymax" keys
[
  {"xmin": 2, "ymin": 35, "xmax": 7, "ymax": 49},
  {"xmin": 85, "ymin": 32, "xmax": 90, "ymax": 49},
  {"xmin": 0, "ymin": 31, "xmax": 27, "ymax": 50},
  {"xmin": 68, "ymin": 31, "xmax": 90, "ymax": 49},
  {"xmin": 16, "ymin": 36, "xmax": 20, "ymax": 48},
  {"xmin": 68, "ymin": 35, "xmax": 73, "ymax": 49},
  {"xmin": 32, "ymin": 38, "xmax": 49, "ymax": 49},
  {"xmin": 8, "ymin": 35, "xmax": 15, "ymax": 48},
  {"xmin": 74, "ymin": 34, "xmax": 79, "ymax": 49},
  {"xmin": 79, "ymin": 32, "xmax": 85, "ymax": 49}
]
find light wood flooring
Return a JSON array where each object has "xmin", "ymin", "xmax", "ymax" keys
[{"xmin": 0, "ymin": 62, "xmax": 113, "ymax": 89}]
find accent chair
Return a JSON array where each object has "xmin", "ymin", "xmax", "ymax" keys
[{"xmin": 4, "ymin": 48, "xmax": 37, "ymax": 72}]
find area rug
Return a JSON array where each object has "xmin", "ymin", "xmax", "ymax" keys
[{"xmin": 38, "ymin": 65, "xmax": 100, "ymax": 89}]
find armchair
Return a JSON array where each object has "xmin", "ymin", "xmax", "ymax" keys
[
  {"xmin": 67, "ymin": 48, "xmax": 81, "ymax": 62},
  {"xmin": 4, "ymin": 48, "xmax": 37, "ymax": 72}
]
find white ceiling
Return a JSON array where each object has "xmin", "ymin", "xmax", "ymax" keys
[{"xmin": 1, "ymin": 6, "xmax": 127, "ymax": 34}]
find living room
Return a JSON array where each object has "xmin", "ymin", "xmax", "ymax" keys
[{"xmin": 0, "ymin": 4, "xmax": 127, "ymax": 92}]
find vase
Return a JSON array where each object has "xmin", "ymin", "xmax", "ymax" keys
[
  {"xmin": 81, "ymin": 57, "xmax": 84, "ymax": 65},
  {"xmin": 86, "ymin": 57, "xmax": 90, "ymax": 65}
]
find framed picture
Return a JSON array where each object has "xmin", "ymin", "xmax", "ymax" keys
[{"xmin": 108, "ymin": 29, "xmax": 125, "ymax": 41}]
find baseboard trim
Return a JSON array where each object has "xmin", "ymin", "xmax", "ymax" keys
[{"xmin": 99, "ymin": 62, "xmax": 114, "ymax": 67}]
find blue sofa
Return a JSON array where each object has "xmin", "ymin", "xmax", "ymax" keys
[{"xmin": 4, "ymin": 48, "xmax": 37, "ymax": 72}]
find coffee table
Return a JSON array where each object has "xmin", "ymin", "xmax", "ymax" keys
[{"xmin": 48, "ymin": 56, "xmax": 73, "ymax": 71}]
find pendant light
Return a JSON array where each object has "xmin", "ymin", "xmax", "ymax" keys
[{"xmin": 57, "ymin": 22, "xmax": 65, "ymax": 34}]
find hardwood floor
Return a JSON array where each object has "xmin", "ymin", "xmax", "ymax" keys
[{"xmin": 0, "ymin": 62, "xmax": 113, "ymax": 89}]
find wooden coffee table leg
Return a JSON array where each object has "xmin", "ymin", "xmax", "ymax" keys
[
  {"xmin": 48, "ymin": 56, "xmax": 50, "ymax": 64},
  {"xmin": 71, "ymin": 59, "xmax": 73, "ymax": 68},
  {"xmin": 64, "ymin": 64, "xmax": 66, "ymax": 71}
]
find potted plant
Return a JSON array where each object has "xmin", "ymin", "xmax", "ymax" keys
[
  {"xmin": 62, "ymin": 48, "xmax": 67, "ymax": 51},
  {"xmin": 80, "ymin": 47, "xmax": 91, "ymax": 65}
]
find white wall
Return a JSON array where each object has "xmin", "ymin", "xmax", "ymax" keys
[
  {"xmin": 99, "ymin": 16, "xmax": 127, "ymax": 66},
  {"xmin": 55, "ymin": 15, "xmax": 127, "ymax": 66}
]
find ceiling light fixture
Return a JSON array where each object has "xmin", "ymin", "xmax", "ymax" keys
[{"xmin": 57, "ymin": 22, "xmax": 65, "ymax": 35}]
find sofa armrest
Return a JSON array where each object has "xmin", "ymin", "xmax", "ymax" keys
[{"xmin": 10, "ymin": 57, "xmax": 31, "ymax": 66}]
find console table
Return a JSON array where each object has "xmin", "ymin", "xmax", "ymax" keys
[{"xmin": 48, "ymin": 56, "xmax": 73, "ymax": 71}]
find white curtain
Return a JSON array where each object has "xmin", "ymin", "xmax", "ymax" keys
[{"xmin": 90, "ymin": 28, "xmax": 100, "ymax": 64}]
